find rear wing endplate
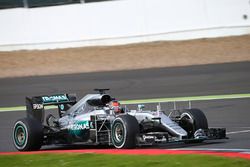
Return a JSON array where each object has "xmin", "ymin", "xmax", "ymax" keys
[{"xmin": 26, "ymin": 94, "xmax": 77, "ymax": 122}]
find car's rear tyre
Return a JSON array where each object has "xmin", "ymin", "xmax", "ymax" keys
[
  {"xmin": 111, "ymin": 114, "xmax": 139, "ymax": 149},
  {"xmin": 13, "ymin": 118, "xmax": 43, "ymax": 151},
  {"xmin": 180, "ymin": 108, "xmax": 208, "ymax": 139}
]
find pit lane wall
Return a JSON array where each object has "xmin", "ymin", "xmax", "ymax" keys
[{"xmin": 0, "ymin": 0, "xmax": 250, "ymax": 51}]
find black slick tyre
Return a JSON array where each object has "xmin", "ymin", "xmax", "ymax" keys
[
  {"xmin": 111, "ymin": 114, "xmax": 139, "ymax": 149},
  {"xmin": 13, "ymin": 118, "xmax": 43, "ymax": 151},
  {"xmin": 180, "ymin": 108, "xmax": 208, "ymax": 138}
]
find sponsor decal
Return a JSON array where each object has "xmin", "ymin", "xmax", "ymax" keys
[
  {"xmin": 67, "ymin": 121, "xmax": 90, "ymax": 137},
  {"xmin": 143, "ymin": 135, "xmax": 155, "ymax": 140},
  {"xmin": 32, "ymin": 104, "xmax": 43, "ymax": 110},
  {"xmin": 89, "ymin": 122, "xmax": 94, "ymax": 129},
  {"xmin": 42, "ymin": 94, "xmax": 68, "ymax": 103},
  {"xmin": 59, "ymin": 104, "xmax": 65, "ymax": 110},
  {"xmin": 67, "ymin": 122, "xmax": 90, "ymax": 130}
]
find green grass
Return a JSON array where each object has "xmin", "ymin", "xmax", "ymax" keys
[{"xmin": 0, "ymin": 153, "xmax": 249, "ymax": 167}]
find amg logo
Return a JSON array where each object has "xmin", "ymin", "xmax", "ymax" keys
[{"xmin": 33, "ymin": 104, "xmax": 43, "ymax": 110}]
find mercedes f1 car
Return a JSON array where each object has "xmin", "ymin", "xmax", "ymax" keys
[{"xmin": 13, "ymin": 89, "xmax": 227, "ymax": 151}]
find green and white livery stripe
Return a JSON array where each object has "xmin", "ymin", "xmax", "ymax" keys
[{"xmin": 0, "ymin": 93, "xmax": 250, "ymax": 112}]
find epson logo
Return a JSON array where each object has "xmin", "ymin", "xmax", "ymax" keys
[{"xmin": 33, "ymin": 104, "xmax": 43, "ymax": 110}]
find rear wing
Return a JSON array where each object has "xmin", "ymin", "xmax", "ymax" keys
[{"xmin": 26, "ymin": 94, "xmax": 77, "ymax": 123}]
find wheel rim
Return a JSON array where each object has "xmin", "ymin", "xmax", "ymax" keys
[
  {"xmin": 181, "ymin": 113, "xmax": 195, "ymax": 136},
  {"xmin": 14, "ymin": 125, "xmax": 26, "ymax": 147},
  {"xmin": 113, "ymin": 122, "xmax": 124, "ymax": 143},
  {"xmin": 182, "ymin": 113, "xmax": 194, "ymax": 124}
]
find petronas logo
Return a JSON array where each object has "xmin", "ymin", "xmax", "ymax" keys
[
  {"xmin": 67, "ymin": 121, "xmax": 89, "ymax": 136},
  {"xmin": 67, "ymin": 121, "xmax": 89, "ymax": 130}
]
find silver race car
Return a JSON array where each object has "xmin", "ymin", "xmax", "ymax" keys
[{"xmin": 13, "ymin": 89, "xmax": 227, "ymax": 151}]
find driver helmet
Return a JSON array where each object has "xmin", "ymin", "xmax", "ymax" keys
[{"xmin": 109, "ymin": 101, "xmax": 122, "ymax": 113}]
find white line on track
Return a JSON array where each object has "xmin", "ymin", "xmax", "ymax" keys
[{"xmin": 226, "ymin": 130, "xmax": 250, "ymax": 135}]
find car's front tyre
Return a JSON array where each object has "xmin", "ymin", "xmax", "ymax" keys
[
  {"xmin": 111, "ymin": 114, "xmax": 139, "ymax": 149},
  {"xmin": 180, "ymin": 108, "xmax": 208, "ymax": 142}
]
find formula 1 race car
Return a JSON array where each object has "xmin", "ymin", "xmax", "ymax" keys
[{"xmin": 13, "ymin": 89, "xmax": 227, "ymax": 151}]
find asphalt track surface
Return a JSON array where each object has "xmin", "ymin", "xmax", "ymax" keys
[{"xmin": 0, "ymin": 61, "xmax": 250, "ymax": 152}]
